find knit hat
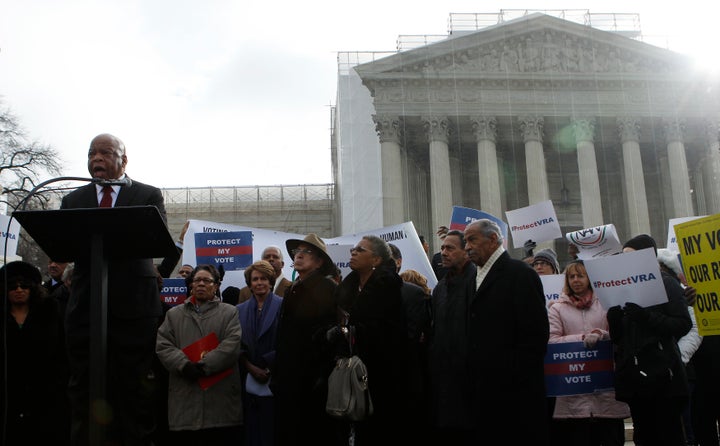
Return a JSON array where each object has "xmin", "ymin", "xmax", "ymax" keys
[
  {"xmin": 533, "ymin": 249, "xmax": 559, "ymax": 274},
  {"xmin": 657, "ymin": 248, "xmax": 683, "ymax": 277},
  {"xmin": 622, "ymin": 234, "xmax": 657, "ymax": 255}
]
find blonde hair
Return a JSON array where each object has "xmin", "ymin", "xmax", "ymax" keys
[
  {"xmin": 244, "ymin": 260, "xmax": 276, "ymax": 287},
  {"xmin": 399, "ymin": 269, "xmax": 431, "ymax": 296}
]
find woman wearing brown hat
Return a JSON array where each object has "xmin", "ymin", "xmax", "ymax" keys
[
  {"xmin": 1, "ymin": 261, "xmax": 70, "ymax": 445},
  {"xmin": 272, "ymin": 234, "xmax": 339, "ymax": 446}
]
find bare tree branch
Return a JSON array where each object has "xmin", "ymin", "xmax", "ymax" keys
[{"xmin": 0, "ymin": 100, "xmax": 64, "ymax": 211}]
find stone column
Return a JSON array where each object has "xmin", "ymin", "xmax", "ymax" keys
[
  {"xmin": 663, "ymin": 118, "xmax": 694, "ymax": 217},
  {"xmin": 422, "ymin": 115, "xmax": 453, "ymax": 252},
  {"xmin": 702, "ymin": 119, "xmax": 720, "ymax": 214},
  {"xmin": 373, "ymin": 115, "xmax": 404, "ymax": 225},
  {"xmin": 470, "ymin": 115, "xmax": 502, "ymax": 218},
  {"xmin": 572, "ymin": 117, "xmax": 604, "ymax": 227},
  {"xmin": 617, "ymin": 117, "xmax": 650, "ymax": 235},
  {"xmin": 518, "ymin": 116, "xmax": 549, "ymax": 205}
]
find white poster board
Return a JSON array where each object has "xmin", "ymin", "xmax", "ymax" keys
[
  {"xmin": 182, "ymin": 220, "xmax": 437, "ymax": 291},
  {"xmin": 0, "ymin": 214, "xmax": 21, "ymax": 262},
  {"xmin": 505, "ymin": 200, "xmax": 562, "ymax": 248},
  {"xmin": 540, "ymin": 273, "xmax": 566, "ymax": 307},
  {"xmin": 583, "ymin": 248, "xmax": 667, "ymax": 309},
  {"xmin": 565, "ymin": 224, "xmax": 622, "ymax": 260}
]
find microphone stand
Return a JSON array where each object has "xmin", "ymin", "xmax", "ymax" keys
[
  {"xmin": 2, "ymin": 175, "xmax": 91, "ymax": 444},
  {"xmin": 17, "ymin": 176, "xmax": 96, "ymax": 211},
  {"xmin": 9, "ymin": 175, "xmax": 129, "ymax": 446}
]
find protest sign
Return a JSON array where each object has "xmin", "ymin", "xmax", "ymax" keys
[
  {"xmin": 583, "ymin": 248, "xmax": 667, "ymax": 309},
  {"xmin": 674, "ymin": 213, "xmax": 720, "ymax": 336},
  {"xmin": 565, "ymin": 224, "xmax": 622, "ymax": 260},
  {"xmin": 667, "ymin": 216, "xmax": 705, "ymax": 253},
  {"xmin": 194, "ymin": 231, "xmax": 253, "ymax": 272},
  {"xmin": 544, "ymin": 341, "xmax": 615, "ymax": 397},
  {"xmin": 449, "ymin": 206, "xmax": 508, "ymax": 248},
  {"xmin": 182, "ymin": 220, "xmax": 436, "ymax": 291},
  {"xmin": 0, "ymin": 214, "xmax": 21, "ymax": 262},
  {"xmin": 505, "ymin": 200, "xmax": 562, "ymax": 248},
  {"xmin": 540, "ymin": 274, "xmax": 566, "ymax": 307},
  {"xmin": 160, "ymin": 278, "xmax": 188, "ymax": 306}
]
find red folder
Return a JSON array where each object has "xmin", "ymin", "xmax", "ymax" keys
[{"xmin": 182, "ymin": 332, "xmax": 233, "ymax": 390}]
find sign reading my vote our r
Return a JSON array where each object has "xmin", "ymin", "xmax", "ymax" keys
[
  {"xmin": 194, "ymin": 230, "xmax": 253, "ymax": 272},
  {"xmin": 674, "ymin": 213, "xmax": 720, "ymax": 336}
]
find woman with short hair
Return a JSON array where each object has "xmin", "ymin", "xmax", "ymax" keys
[
  {"xmin": 237, "ymin": 260, "xmax": 283, "ymax": 446},
  {"xmin": 156, "ymin": 264, "xmax": 243, "ymax": 446},
  {"xmin": 335, "ymin": 235, "xmax": 408, "ymax": 445}
]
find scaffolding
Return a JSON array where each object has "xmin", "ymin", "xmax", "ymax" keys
[
  {"xmin": 162, "ymin": 183, "xmax": 336, "ymax": 239},
  {"xmin": 392, "ymin": 10, "xmax": 645, "ymax": 52}
]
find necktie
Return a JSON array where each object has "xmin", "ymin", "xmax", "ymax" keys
[{"xmin": 99, "ymin": 185, "xmax": 113, "ymax": 208}]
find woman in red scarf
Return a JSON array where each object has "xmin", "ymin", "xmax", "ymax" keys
[{"xmin": 547, "ymin": 260, "xmax": 630, "ymax": 446}]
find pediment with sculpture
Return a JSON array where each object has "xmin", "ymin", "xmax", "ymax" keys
[{"xmin": 381, "ymin": 26, "xmax": 686, "ymax": 76}]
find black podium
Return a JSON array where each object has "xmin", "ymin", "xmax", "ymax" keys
[{"xmin": 13, "ymin": 205, "xmax": 177, "ymax": 445}]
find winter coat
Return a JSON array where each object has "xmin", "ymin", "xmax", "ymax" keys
[
  {"xmin": 428, "ymin": 260, "xmax": 476, "ymax": 429},
  {"xmin": 607, "ymin": 272, "xmax": 691, "ymax": 403},
  {"xmin": 335, "ymin": 265, "xmax": 407, "ymax": 444},
  {"xmin": 0, "ymin": 296, "xmax": 70, "ymax": 445},
  {"xmin": 547, "ymin": 293, "xmax": 630, "ymax": 419},
  {"xmin": 272, "ymin": 270, "xmax": 338, "ymax": 446},
  {"xmin": 156, "ymin": 296, "xmax": 243, "ymax": 431}
]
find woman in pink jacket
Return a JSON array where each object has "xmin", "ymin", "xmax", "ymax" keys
[{"xmin": 548, "ymin": 260, "xmax": 630, "ymax": 446}]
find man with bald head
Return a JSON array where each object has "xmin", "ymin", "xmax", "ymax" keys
[
  {"xmin": 60, "ymin": 133, "xmax": 166, "ymax": 446},
  {"xmin": 463, "ymin": 219, "xmax": 549, "ymax": 445},
  {"xmin": 238, "ymin": 245, "xmax": 293, "ymax": 302}
]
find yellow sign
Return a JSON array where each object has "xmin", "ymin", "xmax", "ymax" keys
[{"xmin": 674, "ymin": 213, "xmax": 720, "ymax": 336}]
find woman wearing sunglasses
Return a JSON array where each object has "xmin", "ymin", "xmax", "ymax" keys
[{"xmin": 1, "ymin": 260, "xmax": 70, "ymax": 445}]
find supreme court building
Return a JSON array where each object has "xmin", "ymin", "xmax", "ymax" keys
[{"xmin": 332, "ymin": 10, "xmax": 720, "ymax": 257}]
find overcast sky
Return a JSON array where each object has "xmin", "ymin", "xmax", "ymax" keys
[{"xmin": 1, "ymin": 0, "xmax": 718, "ymax": 189}]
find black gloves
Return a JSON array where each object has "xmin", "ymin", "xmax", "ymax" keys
[
  {"xmin": 523, "ymin": 239, "xmax": 537, "ymax": 257},
  {"xmin": 623, "ymin": 302, "xmax": 649, "ymax": 323},
  {"xmin": 181, "ymin": 362, "xmax": 205, "ymax": 380},
  {"xmin": 606, "ymin": 305, "xmax": 623, "ymax": 339}
]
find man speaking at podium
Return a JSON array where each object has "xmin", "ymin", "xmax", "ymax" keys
[{"xmin": 60, "ymin": 133, "xmax": 166, "ymax": 446}]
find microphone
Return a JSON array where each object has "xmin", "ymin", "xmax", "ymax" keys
[{"xmin": 91, "ymin": 177, "xmax": 132, "ymax": 186}]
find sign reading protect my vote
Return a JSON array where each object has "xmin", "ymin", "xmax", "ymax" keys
[
  {"xmin": 160, "ymin": 278, "xmax": 188, "ymax": 307},
  {"xmin": 544, "ymin": 341, "xmax": 615, "ymax": 397},
  {"xmin": 194, "ymin": 231, "xmax": 253, "ymax": 271}
]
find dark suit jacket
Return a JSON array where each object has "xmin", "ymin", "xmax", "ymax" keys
[
  {"xmin": 60, "ymin": 178, "xmax": 166, "ymax": 335},
  {"xmin": 467, "ymin": 251, "xmax": 549, "ymax": 444}
]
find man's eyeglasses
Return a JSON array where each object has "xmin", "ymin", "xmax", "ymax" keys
[
  {"xmin": 350, "ymin": 246, "xmax": 372, "ymax": 254},
  {"xmin": 192, "ymin": 278, "xmax": 215, "ymax": 284},
  {"xmin": 532, "ymin": 260, "xmax": 551, "ymax": 268},
  {"xmin": 291, "ymin": 248, "xmax": 314, "ymax": 257}
]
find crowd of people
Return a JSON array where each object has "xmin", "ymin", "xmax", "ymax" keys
[{"xmin": 2, "ymin": 132, "xmax": 719, "ymax": 446}]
